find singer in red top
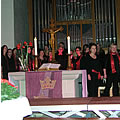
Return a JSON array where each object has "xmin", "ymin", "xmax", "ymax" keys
[
  {"xmin": 72, "ymin": 47, "xmax": 82, "ymax": 70},
  {"xmin": 104, "ymin": 43, "xmax": 120, "ymax": 96}
]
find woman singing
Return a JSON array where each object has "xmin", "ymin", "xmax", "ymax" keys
[{"xmin": 86, "ymin": 43, "xmax": 104, "ymax": 97}]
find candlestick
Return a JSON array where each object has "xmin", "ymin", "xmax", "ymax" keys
[
  {"xmin": 67, "ymin": 54, "xmax": 72, "ymax": 70},
  {"xmin": 34, "ymin": 55, "xmax": 38, "ymax": 71},
  {"xmin": 34, "ymin": 37, "xmax": 37, "ymax": 55},
  {"xmin": 67, "ymin": 36, "xmax": 70, "ymax": 54}
]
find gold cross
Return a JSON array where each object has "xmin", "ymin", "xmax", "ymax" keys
[{"xmin": 43, "ymin": 18, "xmax": 63, "ymax": 62}]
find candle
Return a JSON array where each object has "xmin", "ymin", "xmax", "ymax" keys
[
  {"xmin": 34, "ymin": 37, "xmax": 37, "ymax": 55},
  {"xmin": 67, "ymin": 36, "xmax": 70, "ymax": 54}
]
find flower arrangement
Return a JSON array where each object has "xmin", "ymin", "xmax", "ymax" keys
[
  {"xmin": 16, "ymin": 41, "xmax": 32, "ymax": 71},
  {"xmin": 1, "ymin": 79, "xmax": 20, "ymax": 102}
]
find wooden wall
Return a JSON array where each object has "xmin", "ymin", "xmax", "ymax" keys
[{"xmin": 115, "ymin": 0, "xmax": 120, "ymax": 49}]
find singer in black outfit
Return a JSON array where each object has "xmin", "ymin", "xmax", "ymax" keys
[
  {"xmin": 104, "ymin": 43, "xmax": 120, "ymax": 96},
  {"xmin": 85, "ymin": 43, "xmax": 103, "ymax": 97}
]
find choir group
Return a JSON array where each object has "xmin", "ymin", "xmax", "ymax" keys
[{"xmin": 1, "ymin": 42, "xmax": 120, "ymax": 97}]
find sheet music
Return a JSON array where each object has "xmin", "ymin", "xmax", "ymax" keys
[
  {"xmin": 39, "ymin": 63, "xmax": 51, "ymax": 69},
  {"xmin": 49, "ymin": 63, "xmax": 61, "ymax": 69},
  {"xmin": 39, "ymin": 63, "xmax": 61, "ymax": 70}
]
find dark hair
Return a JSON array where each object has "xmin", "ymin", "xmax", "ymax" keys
[
  {"xmin": 110, "ymin": 43, "xmax": 117, "ymax": 46},
  {"xmin": 7, "ymin": 48, "xmax": 12, "ymax": 52},
  {"xmin": 83, "ymin": 44, "xmax": 89, "ymax": 51},
  {"xmin": 7, "ymin": 49, "xmax": 13, "ymax": 57},
  {"xmin": 59, "ymin": 42, "xmax": 64, "ymax": 48},
  {"xmin": 12, "ymin": 48, "xmax": 17, "ymax": 57},
  {"xmin": 59, "ymin": 42, "xmax": 64, "ymax": 45},
  {"xmin": 76, "ymin": 46, "xmax": 81, "ymax": 51},
  {"xmin": 38, "ymin": 49, "xmax": 44, "ymax": 54},
  {"xmin": 83, "ymin": 44, "xmax": 89, "ymax": 55},
  {"xmin": 12, "ymin": 48, "xmax": 16, "ymax": 52},
  {"xmin": 89, "ymin": 43, "xmax": 97, "ymax": 50},
  {"xmin": 1, "ymin": 45, "xmax": 8, "ymax": 56}
]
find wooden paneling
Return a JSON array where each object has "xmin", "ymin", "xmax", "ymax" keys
[
  {"xmin": 27, "ymin": 0, "xmax": 33, "ymax": 43},
  {"xmin": 115, "ymin": 0, "xmax": 120, "ymax": 49},
  {"xmin": 56, "ymin": 20, "xmax": 92, "ymax": 26},
  {"xmin": 91, "ymin": 0, "xmax": 96, "ymax": 43},
  {"xmin": 28, "ymin": 97, "xmax": 120, "ymax": 106}
]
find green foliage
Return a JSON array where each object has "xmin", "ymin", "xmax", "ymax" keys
[{"xmin": 1, "ymin": 83, "xmax": 20, "ymax": 102}]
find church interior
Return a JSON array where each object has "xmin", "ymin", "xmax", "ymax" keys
[{"xmin": 1, "ymin": 0, "xmax": 120, "ymax": 119}]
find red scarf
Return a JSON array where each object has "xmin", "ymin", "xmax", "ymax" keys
[
  {"xmin": 58, "ymin": 49, "xmax": 63, "ymax": 55},
  {"xmin": 92, "ymin": 69, "xmax": 101, "ymax": 79},
  {"xmin": 110, "ymin": 52, "xmax": 120, "ymax": 73}
]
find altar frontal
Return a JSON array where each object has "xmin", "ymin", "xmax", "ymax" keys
[{"xmin": 25, "ymin": 71, "xmax": 62, "ymax": 98}]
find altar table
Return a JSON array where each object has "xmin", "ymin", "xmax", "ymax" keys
[{"xmin": 8, "ymin": 70, "xmax": 87, "ymax": 98}]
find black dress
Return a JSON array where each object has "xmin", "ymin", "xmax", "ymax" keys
[
  {"xmin": 1, "ymin": 55, "xmax": 8, "ymax": 79},
  {"xmin": 72, "ymin": 55, "xmax": 82, "ymax": 70},
  {"xmin": 86, "ymin": 55, "xmax": 103, "ymax": 97},
  {"xmin": 7, "ymin": 56, "xmax": 16, "ymax": 72},
  {"xmin": 80, "ymin": 53, "xmax": 89, "ymax": 70}
]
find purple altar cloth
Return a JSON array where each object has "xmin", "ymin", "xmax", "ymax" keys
[{"xmin": 25, "ymin": 71, "xmax": 62, "ymax": 98}]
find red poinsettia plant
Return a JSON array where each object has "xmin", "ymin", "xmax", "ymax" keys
[{"xmin": 16, "ymin": 41, "xmax": 33, "ymax": 70}]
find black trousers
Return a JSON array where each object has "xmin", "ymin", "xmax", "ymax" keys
[
  {"xmin": 104, "ymin": 73, "xmax": 119, "ymax": 96},
  {"xmin": 87, "ymin": 73, "xmax": 99, "ymax": 97}
]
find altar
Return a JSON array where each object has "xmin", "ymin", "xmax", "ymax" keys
[
  {"xmin": 8, "ymin": 70, "xmax": 87, "ymax": 98},
  {"xmin": 7, "ymin": 71, "xmax": 120, "ymax": 119}
]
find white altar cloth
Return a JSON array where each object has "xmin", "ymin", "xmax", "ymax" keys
[{"xmin": 0, "ymin": 96, "xmax": 32, "ymax": 120}]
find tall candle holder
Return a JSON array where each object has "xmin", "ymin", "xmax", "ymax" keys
[
  {"xmin": 67, "ymin": 54, "xmax": 72, "ymax": 70},
  {"xmin": 34, "ymin": 55, "xmax": 38, "ymax": 71}
]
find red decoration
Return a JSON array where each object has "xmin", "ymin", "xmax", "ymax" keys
[
  {"xmin": 58, "ymin": 49, "xmax": 63, "ymax": 55},
  {"xmin": 110, "ymin": 52, "xmax": 120, "ymax": 73},
  {"xmin": 24, "ymin": 41, "xmax": 27, "ymax": 45},
  {"xmin": 16, "ymin": 43, "xmax": 21, "ymax": 49},
  {"xmin": 92, "ymin": 69, "xmax": 101, "ymax": 79},
  {"xmin": 1, "ymin": 79, "xmax": 18, "ymax": 89},
  {"xmin": 29, "ymin": 41, "xmax": 33, "ymax": 47},
  {"xmin": 22, "ymin": 46, "xmax": 25, "ymax": 49}
]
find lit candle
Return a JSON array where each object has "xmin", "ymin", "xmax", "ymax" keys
[
  {"xmin": 34, "ymin": 37, "xmax": 37, "ymax": 56},
  {"xmin": 67, "ymin": 36, "xmax": 70, "ymax": 54}
]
